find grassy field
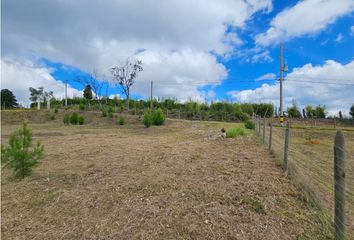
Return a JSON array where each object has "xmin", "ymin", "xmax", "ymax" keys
[
  {"xmin": 260, "ymin": 119, "xmax": 354, "ymax": 238},
  {"xmin": 1, "ymin": 110, "xmax": 337, "ymax": 239}
]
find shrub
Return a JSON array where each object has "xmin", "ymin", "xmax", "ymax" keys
[
  {"xmin": 118, "ymin": 116, "xmax": 125, "ymax": 125},
  {"xmin": 143, "ymin": 111, "xmax": 153, "ymax": 128},
  {"xmin": 79, "ymin": 103, "xmax": 85, "ymax": 110},
  {"xmin": 244, "ymin": 120, "xmax": 255, "ymax": 130},
  {"xmin": 1, "ymin": 122, "xmax": 44, "ymax": 179},
  {"xmin": 63, "ymin": 114, "xmax": 70, "ymax": 125},
  {"xmin": 102, "ymin": 109, "xmax": 107, "ymax": 117},
  {"xmin": 54, "ymin": 108, "xmax": 59, "ymax": 113},
  {"xmin": 152, "ymin": 108, "xmax": 165, "ymax": 125},
  {"xmin": 107, "ymin": 106, "xmax": 114, "ymax": 114},
  {"xmin": 78, "ymin": 116, "xmax": 85, "ymax": 125},
  {"xmin": 50, "ymin": 114, "xmax": 55, "ymax": 121},
  {"xmin": 226, "ymin": 127, "xmax": 245, "ymax": 138},
  {"xmin": 70, "ymin": 112, "xmax": 79, "ymax": 125},
  {"xmin": 108, "ymin": 112, "xmax": 113, "ymax": 118}
]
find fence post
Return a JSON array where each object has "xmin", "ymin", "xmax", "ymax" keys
[
  {"xmin": 334, "ymin": 130, "xmax": 345, "ymax": 240},
  {"xmin": 269, "ymin": 123, "xmax": 273, "ymax": 151},
  {"xmin": 262, "ymin": 118, "xmax": 266, "ymax": 143},
  {"xmin": 258, "ymin": 117, "xmax": 261, "ymax": 136},
  {"xmin": 283, "ymin": 121, "xmax": 289, "ymax": 171}
]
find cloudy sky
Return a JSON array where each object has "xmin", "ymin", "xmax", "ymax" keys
[{"xmin": 1, "ymin": 0, "xmax": 354, "ymax": 115}]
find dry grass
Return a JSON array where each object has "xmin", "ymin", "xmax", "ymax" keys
[
  {"xmin": 1, "ymin": 110, "xmax": 335, "ymax": 239},
  {"xmin": 262, "ymin": 119, "xmax": 354, "ymax": 238}
]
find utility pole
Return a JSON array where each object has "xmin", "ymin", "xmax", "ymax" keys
[
  {"xmin": 279, "ymin": 44, "xmax": 287, "ymax": 124},
  {"xmin": 65, "ymin": 82, "xmax": 68, "ymax": 107},
  {"xmin": 150, "ymin": 80, "xmax": 153, "ymax": 109}
]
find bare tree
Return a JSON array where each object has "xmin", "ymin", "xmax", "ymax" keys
[
  {"xmin": 110, "ymin": 59, "xmax": 143, "ymax": 111},
  {"xmin": 75, "ymin": 70, "xmax": 108, "ymax": 109}
]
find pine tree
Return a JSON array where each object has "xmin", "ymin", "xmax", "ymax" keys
[
  {"xmin": 1, "ymin": 122, "xmax": 44, "ymax": 179},
  {"xmin": 83, "ymin": 84, "xmax": 93, "ymax": 100}
]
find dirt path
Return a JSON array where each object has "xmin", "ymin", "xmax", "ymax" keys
[{"xmin": 1, "ymin": 118, "xmax": 331, "ymax": 239}]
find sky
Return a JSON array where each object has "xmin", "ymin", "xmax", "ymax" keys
[{"xmin": 1, "ymin": 0, "xmax": 354, "ymax": 116}]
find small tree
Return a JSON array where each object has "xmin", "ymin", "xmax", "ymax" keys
[
  {"xmin": 1, "ymin": 89, "xmax": 18, "ymax": 109},
  {"xmin": 315, "ymin": 105, "xmax": 327, "ymax": 118},
  {"xmin": 29, "ymin": 87, "xmax": 44, "ymax": 110},
  {"xmin": 287, "ymin": 100, "xmax": 301, "ymax": 118},
  {"xmin": 350, "ymin": 104, "xmax": 354, "ymax": 119},
  {"xmin": 1, "ymin": 122, "xmax": 44, "ymax": 179},
  {"xmin": 76, "ymin": 71, "xmax": 108, "ymax": 109},
  {"xmin": 83, "ymin": 84, "xmax": 93, "ymax": 101},
  {"xmin": 110, "ymin": 59, "xmax": 143, "ymax": 111},
  {"xmin": 29, "ymin": 87, "xmax": 52, "ymax": 110}
]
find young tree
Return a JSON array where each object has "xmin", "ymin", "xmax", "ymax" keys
[
  {"xmin": 83, "ymin": 84, "xmax": 93, "ymax": 101},
  {"xmin": 1, "ymin": 122, "xmax": 44, "ymax": 179},
  {"xmin": 350, "ymin": 104, "xmax": 354, "ymax": 119},
  {"xmin": 287, "ymin": 100, "xmax": 301, "ymax": 118},
  {"xmin": 76, "ymin": 71, "xmax": 108, "ymax": 109},
  {"xmin": 29, "ymin": 87, "xmax": 53, "ymax": 110},
  {"xmin": 1, "ymin": 89, "xmax": 18, "ymax": 109},
  {"xmin": 110, "ymin": 59, "xmax": 143, "ymax": 111},
  {"xmin": 44, "ymin": 91, "xmax": 54, "ymax": 110},
  {"xmin": 315, "ymin": 105, "xmax": 327, "ymax": 118}
]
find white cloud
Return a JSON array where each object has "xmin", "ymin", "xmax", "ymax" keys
[
  {"xmin": 1, "ymin": 57, "xmax": 82, "ymax": 107},
  {"xmin": 335, "ymin": 33, "xmax": 344, "ymax": 43},
  {"xmin": 256, "ymin": 0, "xmax": 354, "ymax": 46},
  {"xmin": 2, "ymin": 0, "xmax": 273, "ymax": 101},
  {"xmin": 133, "ymin": 49, "xmax": 227, "ymax": 101},
  {"xmin": 256, "ymin": 73, "xmax": 276, "ymax": 81},
  {"xmin": 228, "ymin": 60, "xmax": 354, "ymax": 115}
]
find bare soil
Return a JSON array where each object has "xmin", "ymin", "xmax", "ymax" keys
[{"xmin": 1, "ymin": 110, "xmax": 333, "ymax": 239}]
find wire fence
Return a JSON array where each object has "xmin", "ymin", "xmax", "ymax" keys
[{"xmin": 253, "ymin": 116, "xmax": 354, "ymax": 239}]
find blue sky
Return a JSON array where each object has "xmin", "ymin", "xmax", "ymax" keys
[{"xmin": 2, "ymin": 0, "xmax": 354, "ymax": 115}]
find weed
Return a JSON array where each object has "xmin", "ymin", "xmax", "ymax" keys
[
  {"xmin": 226, "ymin": 127, "xmax": 245, "ymax": 138},
  {"xmin": 244, "ymin": 120, "xmax": 255, "ymax": 130},
  {"xmin": 78, "ymin": 116, "xmax": 85, "ymax": 125},
  {"xmin": 63, "ymin": 114, "xmax": 70, "ymax": 125}
]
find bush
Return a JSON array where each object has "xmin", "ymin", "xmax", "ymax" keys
[
  {"xmin": 78, "ymin": 116, "xmax": 85, "ymax": 125},
  {"xmin": 226, "ymin": 127, "xmax": 245, "ymax": 138},
  {"xmin": 54, "ymin": 108, "xmax": 59, "ymax": 113},
  {"xmin": 102, "ymin": 109, "xmax": 107, "ymax": 117},
  {"xmin": 118, "ymin": 116, "xmax": 125, "ymax": 125},
  {"xmin": 63, "ymin": 114, "xmax": 70, "ymax": 125},
  {"xmin": 143, "ymin": 111, "xmax": 153, "ymax": 128},
  {"xmin": 244, "ymin": 120, "xmax": 255, "ymax": 129},
  {"xmin": 108, "ymin": 112, "xmax": 113, "ymax": 118},
  {"xmin": 50, "ymin": 114, "xmax": 55, "ymax": 121},
  {"xmin": 1, "ymin": 122, "xmax": 44, "ymax": 179},
  {"xmin": 79, "ymin": 103, "xmax": 85, "ymax": 110},
  {"xmin": 152, "ymin": 108, "xmax": 165, "ymax": 125},
  {"xmin": 107, "ymin": 106, "xmax": 114, "ymax": 114},
  {"xmin": 70, "ymin": 112, "xmax": 79, "ymax": 125}
]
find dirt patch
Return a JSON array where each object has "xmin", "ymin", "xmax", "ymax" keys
[{"xmin": 1, "ymin": 111, "xmax": 333, "ymax": 239}]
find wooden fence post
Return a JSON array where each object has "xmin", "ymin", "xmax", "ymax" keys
[
  {"xmin": 334, "ymin": 130, "xmax": 346, "ymax": 240},
  {"xmin": 283, "ymin": 121, "xmax": 289, "ymax": 171},
  {"xmin": 269, "ymin": 123, "xmax": 273, "ymax": 151},
  {"xmin": 262, "ymin": 118, "xmax": 266, "ymax": 143}
]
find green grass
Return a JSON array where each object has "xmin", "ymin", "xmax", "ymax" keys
[{"xmin": 226, "ymin": 127, "xmax": 246, "ymax": 138}]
